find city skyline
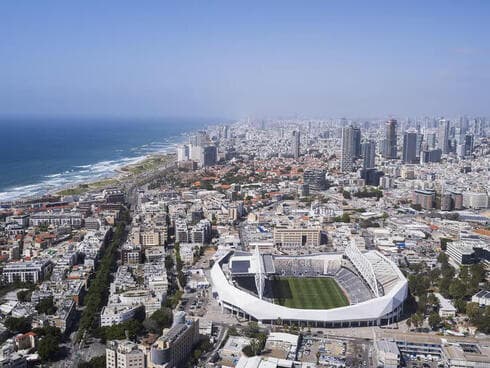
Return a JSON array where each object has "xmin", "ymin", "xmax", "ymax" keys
[{"xmin": 0, "ymin": 3, "xmax": 489, "ymax": 367}]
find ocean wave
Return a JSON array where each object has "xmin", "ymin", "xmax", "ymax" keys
[
  {"xmin": 0, "ymin": 161, "xmax": 121, "ymax": 201},
  {"xmin": 0, "ymin": 137, "xmax": 181, "ymax": 202}
]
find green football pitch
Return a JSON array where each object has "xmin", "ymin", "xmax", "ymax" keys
[{"xmin": 271, "ymin": 277, "xmax": 349, "ymax": 309}]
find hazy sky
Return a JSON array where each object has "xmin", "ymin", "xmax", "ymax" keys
[{"xmin": 1, "ymin": 1, "xmax": 489, "ymax": 119}]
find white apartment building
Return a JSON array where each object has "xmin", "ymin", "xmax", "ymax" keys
[
  {"xmin": 462, "ymin": 192, "xmax": 489, "ymax": 209},
  {"xmin": 2, "ymin": 260, "xmax": 52, "ymax": 283},
  {"xmin": 273, "ymin": 228, "xmax": 323, "ymax": 248},
  {"xmin": 100, "ymin": 305, "xmax": 142, "ymax": 327},
  {"xmin": 106, "ymin": 340, "xmax": 146, "ymax": 368}
]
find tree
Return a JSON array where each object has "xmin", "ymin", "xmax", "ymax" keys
[
  {"xmin": 97, "ymin": 320, "xmax": 144, "ymax": 341},
  {"xmin": 77, "ymin": 216, "xmax": 129, "ymax": 341},
  {"xmin": 429, "ymin": 268, "xmax": 441, "ymax": 283},
  {"xmin": 454, "ymin": 299, "xmax": 467, "ymax": 314},
  {"xmin": 439, "ymin": 276, "xmax": 453, "ymax": 297},
  {"xmin": 417, "ymin": 293, "xmax": 428, "ymax": 314},
  {"xmin": 4, "ymin": 317, "xmax": 31, "ymax": 334},
  {"xmin": 244, "ymin": 322, "xmax": 260, "ymax": 337},
  {"xmin": 249, "ymin": 338, "xmax": 262, "ymax": 356},
  {"xmin": 405, "ymin": 318, "xmax": 412, "ymax": 330},
  {"xmin": 342, "ymin": 190, "xmax": 351, "ymax": 199},
  {"xmin": 466, "ymin": 302, "xmax": 481, "ymax": 320},
  {"xmin": 427, "ymin": 293, "xmax": 439, "ymax": 311},
  {"xmin": 164, "ymin": 255, "xmax": 174, "ymax": 270},
  {"xmin": 38, "ymin": 334, "xmax": 60, "ymax": 361},
  {"xmin": 441, "ymin": 263, "xmax": 455, "ymax": 279},
  {"xmin": 33, "ymin": 326, "xmax": 62, "ymax": 339},
  {"xmin": 411, "ymin": 313, "xmax": 423, "ymax": 330},
  {"xmin": 439, "ymin": 238, "xmax": 453, "ymax": 250},
  {"xmin": 242, "ymin": 345, "xmax": 254, "ymax": 357},
  {"xmin": 469, "ymin": 264, "xmax": 486, "ymax": 293},
  {"xmin": 38, "ymin": 223, "xmax": 49, "ymax": 232},
  {"xmin": 17, "ymin": 289, "xmax": 32, "ymax": 302},
  {"xmin": 149, "ymin": 307, "xmax": 173, "ymax": 330},
  {"xmin": 79, "ymin": 356, "xmax": 106, "ymax": 368},
  {"xmin": 437, "ymin": 252, "xmax": 449, "ymax": 264},
  {"xmin": 459, "ymin": 266, "xmax": 470, "ymax": 283},
  {"xmin": 408, "ymin": 274, "xmax": 430, "ymax": 297},
  {"xmin": 428, "ymin": 312, "xmax": 441, "ymax": 330},
  {"xmin": 36, "ymin": 297, "xmax": 57, "ymax": 315},
  {"xmin": 449, "ymin": 279, "xmax": 466, "ymax": 300}
]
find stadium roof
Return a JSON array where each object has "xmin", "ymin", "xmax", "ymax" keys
[{"xmin": 211, "ymin": 250, "xmax": 408, "ymax": 323}]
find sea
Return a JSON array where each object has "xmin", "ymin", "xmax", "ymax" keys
[{"xmin": 0, "ymin": 117, "xmax": 209, "ymax": 201}]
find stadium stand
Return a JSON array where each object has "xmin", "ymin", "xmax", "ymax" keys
[{"xmin": 335, "ymin": 267, "xmax": 373, "ymax": 304}]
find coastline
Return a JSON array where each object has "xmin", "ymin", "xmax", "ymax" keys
[
  {"xmin": 0, "ymin": 131, "xmax": 190, "ymax": 204},
  {"xmin": 54, "ymin": 153, "xmax": 176, "ymax": 197}
]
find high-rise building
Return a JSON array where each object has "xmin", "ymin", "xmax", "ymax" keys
[
  {"xmin": 222, "ymin": 125, "xmax": 230, "ymax": 139},
  {"xmin": 352, "ymin": 127, "xmax": 362, "ymax": 158},
  {"xmin": 361, "ymin": 140, "xmax": 376, "ymax": 169},
  {"xmin": 341, "ymin": 126, "xmax": 355, "ymax": 172},
  {"xmin": 402, "ymin": 131, "xmax": 418, "ymax": 164},
  {"xmin": 464, "ymin": 134, "xmax": 474, "ymax": 156},
  {"xmin": 200, "ymin": 145, "xmax": 217, "ymax": 167},
  {"xmin": 292, "ymin": 130, "xmax": 300, "ymax": 158},
  {"xmin": 413, "ymin": 189, "xmax": 436, "ymax": 210},
  {"xmin": 420, "ymin": 148, "xmax": 442, "ymax": 163},
  {"xmin": 448, "ymin": 191, "xmax": 463, "ymax": 210},
  {"xmin": 425, "ymin": 131, "xmax": 437, "ymax": 149},
  {"xmin": 415, "ymin": 133, "xmax": 424, "ymax": 159},
  {"xmin": 189, "ymin": 131, "xmax": 208, "ymax": 147},
  {"xmin": 383, "ymin": 119, "xmax": 397, "ymax": 159},
  {"xmin": 176, "ymin": 145, "xmax": 189, "ymax": 162},
  {"xmin": 438, "ymin": 119, "xmax": 450, "ymax": 154},
  {"xmin": 359, "ymin": 168, "xmax": 384, "ymax": 186},
  {"xmin": 303, "ymin": 169, "xmax": 327, "ymax": 191}
]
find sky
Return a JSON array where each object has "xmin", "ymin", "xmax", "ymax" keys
[{"xmin": 1, "ymin": 1, "xmax": 489, "ymax": 120}]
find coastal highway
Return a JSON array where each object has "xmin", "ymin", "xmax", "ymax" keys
[{"xmin": 125, "ymin": 159, "xmax": 177, "ymax": 208}]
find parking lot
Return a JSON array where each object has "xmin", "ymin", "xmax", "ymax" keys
[{"xmin": 297, "ymin": 335, "xmax": 373, "ymax": 367}]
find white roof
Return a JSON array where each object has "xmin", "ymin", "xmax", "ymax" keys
[
  {"xmin": 435, "ymin": 293, "xmax": 457, "ymax": 311},
  {"xmin": 211, "ymin": 250, "xmax": 408, "ymax": 322},
  {"xmin": 267, "ymin": 332, "xmax": 299, "ymax": 346}
]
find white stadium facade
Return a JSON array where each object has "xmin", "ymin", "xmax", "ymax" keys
[{"xmin": 210, "ymin": 244, "xmax": 408, "ymax": 327}]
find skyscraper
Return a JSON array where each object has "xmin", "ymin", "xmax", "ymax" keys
[
  {"xmin": 341, "ymin": 126, "xmax": 355, "ymax": 172},
  {"xmin": 464, "ymin": 134, "xmax": 474, "ymax": 156},
  {"xmin": 292, "ymin": 130, "xmax": 300, "ymax": 158},
  {"xmin": 177, "ymin": 145, "xmax": 190, "ymax": 162},
  {"xmin": 402, "ymin": 131, "xmax": 418, "ymax": 164},
  {"xmin": 352, "ymin": 127, "xmax": 362, "ymax": 158},
  {"xmin": 383, "ymin": 119, "xmax": 397, "ymax": 159},
  {"xmin": 361, "ymin": 140, "xmax": 376, "ymax": 169},
  {"xmin": 438, "ymin": 119, "xmax": 450, "ymax": 154}
]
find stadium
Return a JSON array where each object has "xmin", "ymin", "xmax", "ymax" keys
[{"xmin": 210, "ymin": 244, "xmax": 408, "ymax": 327}]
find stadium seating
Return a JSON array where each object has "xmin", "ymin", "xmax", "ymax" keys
[{"xmin": 335, "ymin": 267, "xmax": 373, "ymax": 304}]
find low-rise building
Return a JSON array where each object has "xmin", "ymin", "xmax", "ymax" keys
[
  {"xmin": 435, "ymin": 293, "xmax": 457, "ymax": 318},
  {"xmin": 471, "ymin": 290, "xmax": 490, "ymax": 306},
  {"xmin": 375, "ymin": 340, "xmax": 400, "ymax": 368}
]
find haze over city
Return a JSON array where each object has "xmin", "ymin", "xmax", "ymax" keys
[
  {"xmin": 0, "ymin": 2, "xmax": 489, "ymax": 368},
  {"xmin": 1, "ymin": 0, "xmax": 490, "ymax": 119}
]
